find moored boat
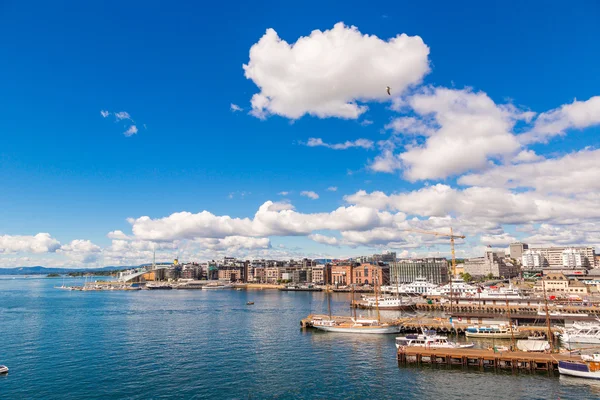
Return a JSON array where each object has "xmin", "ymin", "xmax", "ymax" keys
[
  {"xmin": 559, "ymin": 354, "xmax": 600, "ymax": 379},
  {"xmin": 354, "ymin": 295, "xmax": 414, "ymax": 311},
  {"xmin": 395, "ymin": 329, "xmax": 474, "ymax": 349},
  {"xmin": 560, "ymin": 320, "xmax": 600, "ymax": 344},
  {"xmin": 465, "ymin": 324, "xmax": 526, "ymax": 339},
  {"xmin": 311, "ymin": 317, "xmax": 401, "ymax": 334},
  {"xmin": 0, "ymin": 365, "xmax": 8, "ymax": 374}
]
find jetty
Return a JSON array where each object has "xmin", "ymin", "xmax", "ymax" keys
[
  {"xmin": 397, "ymin": 347, "xmax": 582, "ymax": 373},
  {"xmin": 300, "ymin": 314, "xmax": 559, "ymax": 336}
]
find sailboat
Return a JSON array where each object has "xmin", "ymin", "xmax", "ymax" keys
[{"xmin": 312, "ymin": 274, "xmax": 402, "ymax": 334}]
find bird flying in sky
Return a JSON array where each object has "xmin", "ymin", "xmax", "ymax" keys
[{"xmin": 386, "ymin": 86, "xmax": 391, "ymax": 95}]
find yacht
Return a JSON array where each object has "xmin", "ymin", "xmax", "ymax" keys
[
  {"xmin": 0, "ymin": 365, "xmax": 8, "ymax": 374},
  {"xmin": 395, "ymin": 329, "xmax": 475, "ymax": 349},
  {"xmin": 560, "ymin": 320, "xmax": 600, "ymax": 344},
  {"xmin": 426, "ymin": 278, "xmax": 478, "ymax": 297},
  {"xmin": 465, "ymin": 324, "xmax": 527, "ymax": 339},
  {"xmin": 383, "ymin": 277, "xmax": 439, "ymax": 296},
  {"xmin": 559, "ymin": 353, "xmax": 600, "ymax": 379},
  {"xmin": 311, "ymin": 317, "xmax": 401, "ymax": 334}
]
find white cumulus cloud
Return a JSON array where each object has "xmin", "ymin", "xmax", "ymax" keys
[
  {"xmin": 124, "ymin": 125, "xmax": 138, "ymax": 137},
  {"xmin": 300, "ymin": 191, "xmax": 320, "ymax": 200},
  {"xmin": 0, "ymin": 233, "xmax": 61, "ymax": 254},
  {"xmin": 243, "ymin": 22, "xmax": 430, "ymax": 120},
  {"xmin": 230, "ymin": 103, "xmax": 243, "ymax": 112}
]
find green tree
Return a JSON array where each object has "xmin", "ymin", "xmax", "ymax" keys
[
  {"xmin": 486, "ymin": 273, "xmax": 494, "ymax": 280},
  {"xmin": 462, "ymin": 273, "xmax": 472, "ymax": 282}
]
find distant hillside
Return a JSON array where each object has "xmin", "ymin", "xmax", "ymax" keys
[{"xmin": 0, "ymin": 266, "xmax": 134, "ymax": 275}]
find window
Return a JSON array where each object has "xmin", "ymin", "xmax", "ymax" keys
[{"xmin": 364, "ymin": 268, "xmax": 369, "ymax": 277}]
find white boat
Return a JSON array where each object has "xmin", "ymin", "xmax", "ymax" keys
[
  {"xmin": 465, "ymin": 324, "xmax": 527, "ymax": 339},
  {"xmin": 395, "ymin": 329, "xmax": 475, "ymax": 349},
  {"xmin": 203, "ymin": 284, "xmax": 230, "ymax": 289},
  {"xmin": 516, "ymin": 340, "xmax": 550, "ymax": 352},
  {"xmin": 356, "ymin": 295, "xmax": 414, "ymax": 311},
  {"xmin": 559, "ymin": 354, "xmax": 600, "ymax": 380},
  {"xmin": 471, "ymin": 284, "xmax": 526, "ymax": 300},
  {"xmin": 427, "ymin": 278, "xmax": 478, "ymax": 297},
  {"xmin": 382, "ymin": 277, "xmax": 438, "ymax": 295},
  {"xmin": 560, "ymin": 321, "xmax": 600, "ymax": 344},
  {"xmin": 0, "ymin": 365, "xmax": 8, "ymax": 374},
  {"xmin": 311, "ymin": 317, "xmax": 401, "ymax": 334}
]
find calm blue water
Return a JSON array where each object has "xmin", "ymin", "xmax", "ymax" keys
[{"xmin": 1, "ymin": 277, "xmax": 599, "ymax": 399}]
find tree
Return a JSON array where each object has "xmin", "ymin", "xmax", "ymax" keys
[
  {"xmin": 462, "ymin": 273, "xmax": 472, "ymax": 282},
  {"xmin": 486, "ymin": 273, "xmax": 494, "ymax": 280}
]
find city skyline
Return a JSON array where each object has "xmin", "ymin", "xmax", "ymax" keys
[{"xmin": 1, "ymin": 1, "xmax": 600, "ymax": 268}]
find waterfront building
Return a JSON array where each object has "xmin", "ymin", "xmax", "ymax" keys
[
  {"xmin": 218, "ymin": 264, "xmax": 246, "ymax": 282},
  {"xmin": 265, "ymin": 267, "xmax": 281, "ymax": 283},
  {"xmin": 534, "ymin": 272, "xmax": 589, "ymax": 295},
  {"xmin": 331, "ymin": 265, "xmax": 353, "ymax": 286},
  {"xmin": 509, "ymin": 242, "xmax": 529, "ymax": 260},
  {"xmin": 532, "ymin": 246, "xmax": 595, "ymax": 268},
  {"xmin": 353, "ymin": 264, "xmax": 389, "ymax": 286},
  {"xmin": 463, "ymin": 251, "xmax": 519, "ymax": 278},
  {"xmin": 390, "ymin": 258, "xmax": 448, "ymax": 285}
]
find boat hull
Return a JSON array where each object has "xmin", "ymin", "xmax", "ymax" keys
[
  {"xmin": 313, "ymin": 325, "xmax": 401, "ymax": 334},
  {"xmin": 559, "ymin": 362, "xmax": 600, "ymax": 380},
  {"xmin": 561, "ymin": 335, "xmax": 600, "ymax": 344},
  {"xmin": 465, "ymin": 332, "xmax": 526, "ymax": 339}
]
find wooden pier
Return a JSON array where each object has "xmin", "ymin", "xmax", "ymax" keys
[
  {"xmin": 300, "ymin": 314, "xmax": 560, "ymax": 336},
  {"xmin": 397, "ymin": 347, "xmax": 581, "ymax": 373},
  {"xmin": 416, "ymin": 301, "xmax": 600, "ymax": 315}
]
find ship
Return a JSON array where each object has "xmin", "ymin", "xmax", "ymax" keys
[
  {"xmin": 426, "ymin": 278, "xmax": 479, "ymax": 297},
  {"xmin": 354, "ymin": 295, "xmax": 415, "ymax": 311}
]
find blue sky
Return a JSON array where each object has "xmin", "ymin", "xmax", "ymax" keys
[{"xmin": 1, "ymin": 1, "xmax": 599, "ymax": 267}]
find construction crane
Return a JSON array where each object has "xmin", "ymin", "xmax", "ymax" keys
[{"xmin": 404, "ymin": 227, "xmax": 466, "ymax": 278}]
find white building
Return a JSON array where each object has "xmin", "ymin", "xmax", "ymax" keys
[
  {"xmin": 562, "ymin": 248, "xmax": 584, "ymax": 268},
  {"xmin": 522, "ymin": 250, "xmax": 544, "ymax": 269}
]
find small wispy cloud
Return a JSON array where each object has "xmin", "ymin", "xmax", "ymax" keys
[
  {"xmin": 278, "ymin": 191, "xmax": 290, "ymax": 196},
  {"xmin": 101, "ymin": 109, "xmax": 143, "ymax": 138},
  {"xmin": 124, "ymin": 125, "xmax": 138, "ymax": 137},
  {"xmin": 230, "ymin": 103, "xmax": 243, "ymax": 112},
  {"xmin": 115, "ymin": 111, "xmax": 132, "ymax": 121},
  {"xmin": 360, "ymin": 119, "xmax": 373, "ymax": 126},
  {"xmin": 305, "ymin": 137, "xmax": 374, "ymax": 150},
  {"xmin": 327, "ymin": 186, "xmax": 338, "ymax": 192},
  {"xmin": 300, "ymin": 191, "xmax": 319, "ymax": 200}
]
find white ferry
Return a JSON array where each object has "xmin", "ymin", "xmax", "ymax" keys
[
  {"xmin": 472, "ymin": 284, "xmax": 525, "ymax": 300},
  {"xmin": 356, "ymin": 295, "xmax": 415, "ymax": 311},
  {"xmin": 427, "ymin": 278, "xmax": 478, "ymax": 297},
  {"xmin": 383, "ymin": 277, "xmax": 439, "ymax": 295}
]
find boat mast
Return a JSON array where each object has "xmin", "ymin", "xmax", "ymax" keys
[
  {"xmin": 542, "ymin": 276, "xmax": 554, "ymax": 352},
  {"xmin": 327, "ymin": 286, "xmax": 332, "ymax": 320},
  {"xmin": 506, "ymin": 295, "xmax": 515, "ymax": 349},
  {"xmin": 351, "ymin": 282, "xmax": 357, "ymax": 319},
  {"xmin": 375, "ymin": 270, "xmax": 381, "ymax": 324}
]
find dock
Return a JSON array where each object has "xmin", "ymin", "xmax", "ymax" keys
[
  {"xmin": 300, "ymin": 314, "xmax": 560, "ymax": 336},
  {"xmin": 397, "ymin": 347, "xmax": 581, "ymax": 373}
]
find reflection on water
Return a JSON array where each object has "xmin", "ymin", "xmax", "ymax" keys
[{"xmin": 0, "ymin": 277, "xmax": 596, "ymax": 399}]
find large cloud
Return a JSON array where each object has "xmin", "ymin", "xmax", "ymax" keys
[
  {"xmin": 521, "ymin": 96, "xmax": 600, "ymax": 144},
  {"xmin": 59, "ymin": 239, "xmax": 102, "ymax": 263},
  {"xmin": 0, "ymin": 233, "xmax": 61, "ymax": 254},
  {"xmin": 244, "ymin": 22, "xmax": 430, "ymax": 119},
  {"xmin": 127, "ymin": 201, "xmax": 407, "ymax": 241},
  {"xmin": 374, "ymin": 87, "xmax": 531, "ymax": 181},
  {"xmin": 459, "ymin": 149, "xmax": 600, "ymax": 194}
]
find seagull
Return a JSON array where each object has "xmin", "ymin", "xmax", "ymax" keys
[{"xmin": 386, "ymin": 86, "xmax": 391, "ymax": 96}]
